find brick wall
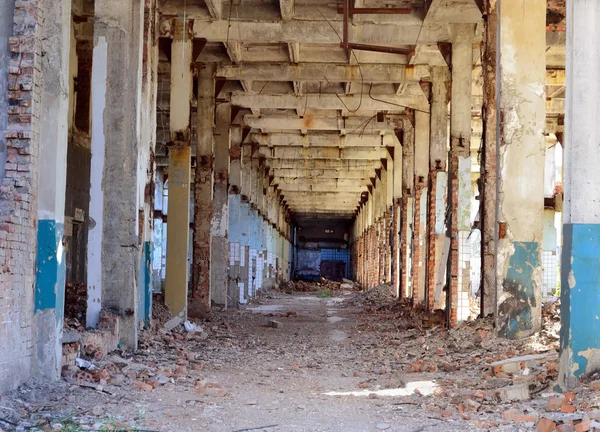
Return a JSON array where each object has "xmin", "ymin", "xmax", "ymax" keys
[
  {"xmin": 449, "ymin": 152, "xmax": 459, "ymax": 326},
  {"xmin": 0, "ymin": 0, "xmax": 43, "ymax": 392},
  {"xmin": 400, "ymin": 196, "xmax": 410, "ymax": 298},
  {"xmin": 391, "ymin": 200, "xmax": 399, "ymax": 293},
  {"xmin": 427, "ymin": 171, "xmax": 439, "ymax": 311},
  {"xmin": 412, "ymin": 186, "xmax": 423, "ymax": 302}
]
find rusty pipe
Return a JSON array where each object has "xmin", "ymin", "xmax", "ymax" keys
[
  {"xmin": 339, "ymin": 42, "xmax": 414, "ymax": 56},
  {"xmin": 342, "ymin": 0, "xmax": 349, "ymax": 49}
]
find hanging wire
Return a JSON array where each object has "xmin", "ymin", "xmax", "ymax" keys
[{"xmin": 316, "ymin": 8, "xmax": 364, "ymax": 114}]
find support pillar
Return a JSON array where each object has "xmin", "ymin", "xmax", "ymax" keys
[
  {"xmin": 448, "ymin": 24, "xmax": 475, "ymax": 326},
  {"xmin": 165, "ymin": 19, "xmax": 193, "ymax": 319},
  {"xmin": 211, "ymin": 102, "xmax": 231, "ymax": 307},
  {"xmin": 560, "ymin": 0, "xmax": 600, "ymax": 388},
  {"xmin": 496, "ymin": 0, "xmax": 545, "ymax": 338},
  {"xmin": 401, "ymin": 117, "xmax": 415, "ymax": 298},
  {"xmin": 391, "ymin": 140, "xmax": 403, "ymax": 297},
  {"xmin": 88, "ymin": 0, "xmax": 144, "ymax": 347},
  {"xmin": 33, "ymin": 0, "xmax": 71, "ymax": 380},
  {"xmin": 228, "ymin": 126, "xmax": 243, "ymax": 305},
  {"xmin": 414, "ymin": 111, "xmax": 430, "ymax": 304},
  {"xmin": 427, "ymin": 66, "xmax": 449, "ymax": 311},
  {"xmin": 191, "ymin": 65, "xmax": 215, "ymax": 317},
  {"xmin": 481, "ymin": 0, "xmax": 498, "ymax": 317}
]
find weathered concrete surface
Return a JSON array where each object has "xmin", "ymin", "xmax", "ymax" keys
[
  {"xmin": 165, "ymin": 146, "xmax": 192, "ymax": 318},
  {"xmin": 448, "ymin": 23, "xmax": 475, "ymax": 326},
  {"xmin": 92, "ymin": 0, "xmax": 145, "ymax": 348},
  {"xmin": 34, "ymin": 0, "xmax": 72, "ymax": 381},
  {"xmin": 165, "ymin": 22, "xmax": 193, "ymax": 319},
  {"xmin": 559, "ymin": 0, "xmax": 600, "ymax": 390},
  {"xmin": 211, "ymin": 102, "xmax": 231, "ymax": 307},
  {"xmin": 496, "ymin": 0, "xmax": 545, "ymax": 339},
  {"xmin": 191, "ymin": 67, "xmax": 215, "ymax": 316},
  {"xmin": 481, "ymin": 0, "xmax": 498, "ymax": 318}
]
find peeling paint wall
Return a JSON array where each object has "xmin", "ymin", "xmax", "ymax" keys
[
  {"xmin": 496, "ymin": 0, "xmax": 546, "ymax": 339},
  {"xmin": 559, "ymin": 0, "xmax": 600, "ymax": 389}
]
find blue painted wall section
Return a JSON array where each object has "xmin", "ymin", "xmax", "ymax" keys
[
  {"xmin": 560, "ymin": 224, "xmax": 600, "ymax": 379},
  {"xmin": 498, "ymin": 241, "xmax": 540, "ymax": 339},
  {"xmin": 229, "ymin": 195, "xmax": 242, "ymax": 244},
  {"xmin": 35, "ymin": 220, "xmax": 66, "ymax": 320},
  {"xmin": 137, "ymin": 241, "xmax": 152, "ymax": 328}
]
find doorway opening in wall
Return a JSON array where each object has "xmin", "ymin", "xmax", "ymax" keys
[
  {"xmin": 63, "ymin": 0, "xmax": 94, "ymax": 333},
  {"xmin": 294, "ymin": 218, "xmax": 352, "ymax": 283}
]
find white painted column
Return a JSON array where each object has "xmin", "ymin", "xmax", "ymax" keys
[
  {"xmin": 35, "ymin": 0, "xmax": 72, "ymax": 380},
  {"xmin": 560, "ymin": 0, "xmax": 600, "ymax": 389}
]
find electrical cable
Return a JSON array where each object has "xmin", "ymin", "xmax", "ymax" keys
[{"xmin": 316, "ymin": 8, "xmax": 364, "ymax": 114}]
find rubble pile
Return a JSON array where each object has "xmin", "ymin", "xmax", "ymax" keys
[
  {"xmin": 64, "ymin": 281, "xmax": 87, "ymax": 324},
  {"xmin": 151, "ymin": 292, "xmax": 173, "ymax": 327},
  {"xmin": 346, "ymin": 283, "xmax": 396, "ymax": 309},
  {"xmin": 279, "ymin": 277, "xmax": 361, "ymax": 294}
]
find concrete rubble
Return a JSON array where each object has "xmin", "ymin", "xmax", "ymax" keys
[{"xmin": 0, "ymin": 286, "xmax": 597, "ymax": 431}]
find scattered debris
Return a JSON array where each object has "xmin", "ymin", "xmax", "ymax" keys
[
  {"xmin": 268, "ymin": 319, "xmax": 282, "ymax": 329},
  {"xmin": 163, "ymin": 316, "xmax": 182, "ymax": 332}
]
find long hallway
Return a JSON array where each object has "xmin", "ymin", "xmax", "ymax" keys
[{"xmin": 0, "ymin": 282, "xmax": 566, "ymax": 431}]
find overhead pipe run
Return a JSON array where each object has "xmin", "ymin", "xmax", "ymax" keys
[{"xmin": 339, "ymin": 0, "xmax": 415, "ymax": 56}]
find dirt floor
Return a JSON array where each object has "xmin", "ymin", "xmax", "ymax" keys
[{"xmin": 0, "ymin": 284, "xmax": 598, "ymax": 432}]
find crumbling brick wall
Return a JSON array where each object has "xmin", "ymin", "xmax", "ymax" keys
[{"xmin": 0, "ymin": 0, "xmax": 43, "ymax": 392}]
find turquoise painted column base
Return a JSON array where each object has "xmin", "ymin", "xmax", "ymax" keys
[
  {"xmin": 34, "ymin": 220, "xmax": 66, "ymax": 380},
  {"xmin": 560, "ymin": 224, "xmax": 600, "ymax": 389},
  {"xmin": 35, "ymin": 220, "xmax": 65, "ymax": 316},
  {"xmin": 497, "ymin": 241, "xmax": 541, "ymax": 339}
]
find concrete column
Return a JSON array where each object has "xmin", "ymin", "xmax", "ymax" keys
[
  {"xmin": 88, "ymin": 0, "xmax": 144, "ymax": 347},
  {"xmin": 427, "ymin": 66, "xmax": 449, "ymax": 311},
  {"xmin": 34, "ymin": 0, "xmax": 72, "ymax": 381},
  {"xmin": 401, "ymin": 118, "xmax": 415, "ymax": 298},
  {"xmin": 191, "ymin": 66, "xmax": 215, "ymax": 317},
  {"xmin": 448, "ymin": 24, "xmax": 475, "ymax": 326},
  {"xmin": 165, "ymin": 147, "xmax": 191, "ymax": 318},
  {"xmin": 560, "ymin": 0, "xmax": 600, "ymax": 388},
  {"xmin": 211, "ymin": 102, "xmax": 231, "ymax": 306},
  {"xmin": 228, "ymin": 125, "xmax": 243, "ymax": 305},
  {"xmin": 481, "ymin": 0, "xmax": 498, "ymax": 317},
  {"xmin": 138, "ymin": 0, "xmax": 160, "ymax": 328},
  {"xmin": 385, "ymin": 154, "xmax": 394, "ymax": 284},
  {"xmin": 496, "ymin": 0, "xmax": 545, "ymax": 339},
  {"xmin": 413, "ymin": 111, "xmax": 430, "ymax": 304},
  {"xmin": 239, "ymin": 145, "xmax": 252, "ymax": 299},
  {"xmin": 392, "ymin": 140, "xmax": 403, "ymax": 296},
  {"xmin": 165, "ymin": 19, "xmax": 193, "ymax": 319}
]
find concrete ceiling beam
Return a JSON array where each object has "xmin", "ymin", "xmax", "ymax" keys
[
  {"xmin": 279, "ymin": 0, "xmax": 294, "ymax": 21},
  {"xmin": 258, "ymin": 146, "xmax": 389, "ymax": 160},
  {"xmin": 423, "ymin": 0, "xmax": 482, "ymax": 25},
  {"xmin": 203, "ymin": 0, "xmax": 223, "ymax": 20},
  {"xmin": 273, "ymin": 168, "xmax": 375, "ymax": 179},
  {"xmin": 266, "ymin": 159, "xmax": 381, "ymax": 169},
  {"xmin": 188, "ymin": 20, "xmax": 452, "ymax": 45},
  {"xmin": 250, "ymin": 133, "xmax": 397, "ymax": 148},
  {"xmin": 278, "ymin": 184, "xmax": 367, "ymax": 193},
  {"xmin": 243, "ymin": 115, "xmax": 401, "ymax": 133},
  {"xmin": 275, "ymin": 178, "xmax": 370, "ymax": 187},
  {"xmin": 216, "ymin": 64, "xmax": 426, "ymax": 83},
  {"xmin": 231, "ymin": 93, "xmax": 429, "ymax": 114}
]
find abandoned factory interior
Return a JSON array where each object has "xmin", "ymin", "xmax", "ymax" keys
[{"xmin": 2, "ymin": 0, "xmax": 600, "ymax": 430}]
